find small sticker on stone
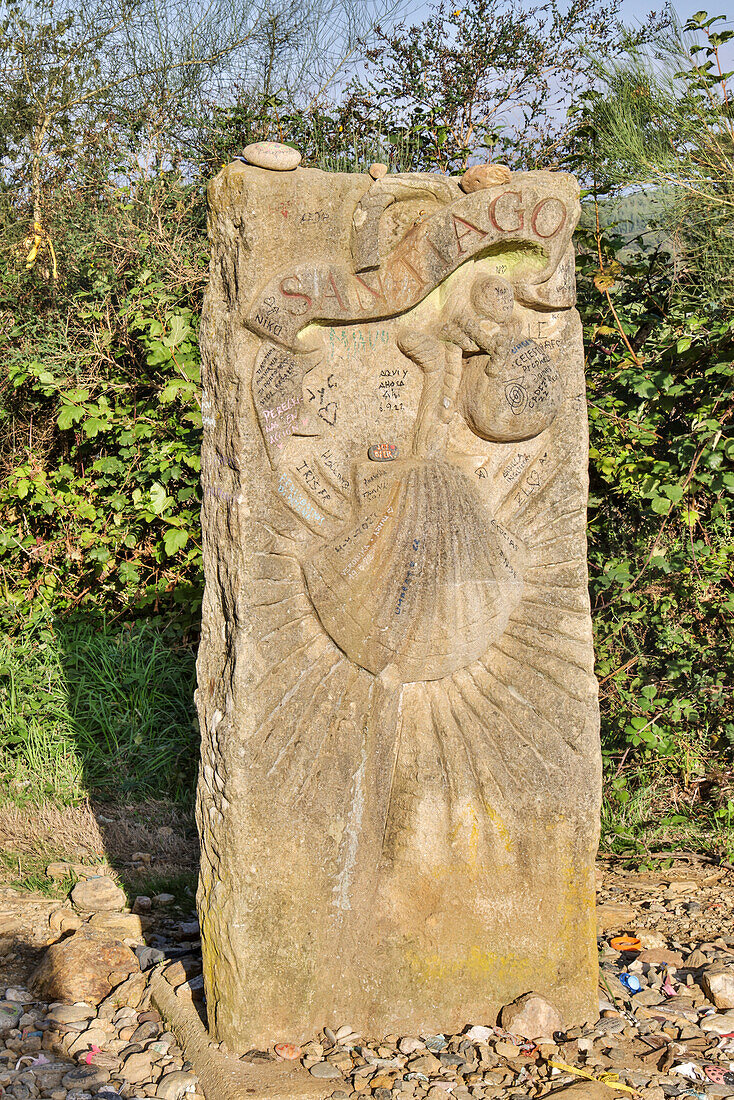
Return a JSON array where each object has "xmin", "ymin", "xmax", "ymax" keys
[{"xmin": 368, "ymin": 443, "xmax": 398, "ymax": 461}]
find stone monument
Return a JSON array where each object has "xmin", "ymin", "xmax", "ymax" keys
[{"xmin": 195, "ymin": 144, "xmax": 601, "ymax": 1051}]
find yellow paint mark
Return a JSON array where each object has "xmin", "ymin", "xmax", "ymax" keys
[
  {"xmin": 406, "ymin": 943, "xmax": 529, "ymax": 984},
  {"xmin": 484, "ymin": 799, "xmax": 513, "ymax": 855}
]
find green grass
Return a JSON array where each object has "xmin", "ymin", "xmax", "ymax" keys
[
  {"xmin": 0, "ymin": 613, "xmax": 198, "ymax": 806},
  {"xmin": 0, "ymin": 847, "xmax": 85, "ymax": 897},
  {"xmin": 600, "ymin": 767, "xmax": 734, "ymax": 865}
]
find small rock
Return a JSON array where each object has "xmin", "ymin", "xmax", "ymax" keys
[
  {"xmin": 638, "ymin": 949, "xmax": 684, "ymax": 967},
  {"xmin": 635, "ymin": 930, "xmax": 668, "ymax": 950},
  {"xmin": 275, "ymin": 1043, "xmax": 301, "ymax": 1059},
  {"xmin": 98, "ymin": 969, "xmax": 147, "ymax": 1009},
  {"xmin": 407, "ymin": 1054, "xmax": 441, "ymax": 1074},
  {"xmin": 152, "ymin": 894, "xmax": 175, "ymax": 908},
  {"xmin": 30, "ymin": 927, "xmax": 139, "ymax": 1005},
  {"xmin": 122, "ymin": 1049, "xmax": 156, "ymax": 1084},
  {"xmin": 70, "ymin": 877, "xmax": 126, "ymax": 913},
  {"xmin": 464, "ymin": 1026, "xmax": 493, "ymax": 1042},
  {"xmin": 136, "ymin": 946, "xmax": 167, "ymax": 970},
  {"xmin": 0, "ymin": 1001, "xmax": 23, "ymax": 1029},
  {"xmin": 685, "ymin": 948, "xmax": 710, "ymax": 968},
  {"xmin": 500, "ymin": 992, "xmax": 563, "ymax": 1040},
  {"xmin": 459, "ymin": 163, "xmax": 512, "ymax": 193},
  {"xmin": 163, "ymin": 957, "xmax": 201, "ymax": 989},
  {"xmin": 547, "ymin": 1083, "xmax": 621, "ymax": 1100},
  {"xmin": 399, "ymin": 1037, "xmax": 424, "ymax": 1055},
  {"xmin": 4, "ymin": 988, "xmax": 32, "ymax": 1003},
  {"xmin": 242, "ymin": 141, "xmax": 301, "ymax": 172},
  {"xmin": 176, "ymin": 921, "xmax": 199, "ymax": 938},
  {"xmin": 48, "ymin": 908, "xmax": 83, "ymax": 936},
  {"xmin": 68, "ymin": 1025, "xmax": 109, "ymax": 1056},
  {"xmin": 369, "ymin": 163, "xmax": 388, "ymax": 180},
  {"xmin": 701, "ymin": 1010, "xmax": 734, "ymax": 1033},
  {"xmin": 701, "ymin": 968, "xmax": 734, "ymax": 1009},
  {"xmin": 132, "ymin": 896, "xmax": 153, "ymax": 915},
  {"xmin": 310, "ymin": 1062, "xmax": 341, "ymax": 1079},
  {"xmin": 155, "ymin": 1070, "xmax": 198, "ymax": 1098},
  {"xmin": 597, "ymin": 904, "xmax": 636, "ymax": 933},
  {"xmin": 131, "ymin": 1020, "xmax": 159, "ymax": 1043},
  {"xmin": 61, "ymin": 1064, "xmax": 110, "ymax": 1090},
  {"xmin": 89, "ymin": 912, "xmax": 144, "ymax": 941}
]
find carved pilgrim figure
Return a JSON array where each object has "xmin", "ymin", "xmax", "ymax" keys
[{"xmin": 195, "ymin": 153, "xmax": 601, "ymax": 1049}]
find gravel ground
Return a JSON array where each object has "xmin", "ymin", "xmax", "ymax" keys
[{"xmin": 0, "ymin": 858, "xmax": 732, "ymax": 1100}]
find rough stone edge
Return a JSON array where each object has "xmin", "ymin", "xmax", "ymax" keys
[{"xmin": 149, "ymin": 970, "xmax": 332, "ymax": 1100}]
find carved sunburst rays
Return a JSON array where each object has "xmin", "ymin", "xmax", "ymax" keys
[{"xmin": 245, "ymin": 431, "xmax": 596, "ymax": 876}]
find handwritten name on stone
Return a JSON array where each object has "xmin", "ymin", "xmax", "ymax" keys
[{"xmin": 368, "ymin": 443, "xmax": 399, "ymax": 461}]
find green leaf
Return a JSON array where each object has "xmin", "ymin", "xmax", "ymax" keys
[
  {"xmin": 163, "ymin": 528, "xmax": 189, "ymax": 556},
  {"xmin": 162, "ymin": 314, "xmax": 190, "ymax": 350},
  {"xmin": 149, "ymin": 483, "xmax": 170, "ymax": 515},
  {"xmin": 83, "ymin": 417, "xmax": 106, "ymax": 438},
  {"xmin": 57, "ymin": 404, "xmax": 84, "ymax": 429}
]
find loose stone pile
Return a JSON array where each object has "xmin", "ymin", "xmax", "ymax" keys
[
  {"xmin": 0, "ymin": 861, "xmax": 732, "ymax": 1100},
  {"xmin": 0, "ymin": 871, "xmax": 203, "ymax": 1100}
]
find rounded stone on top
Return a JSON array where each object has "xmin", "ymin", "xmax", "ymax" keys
[
  {"xmin": 369, "ymin": 162, "xmax": 388, "ymax": 180},
  {"xmin": 242, "ymin": 141, "xmax": 301, "ymax": 171},
  {"xmin": 460, "ymin": 162, "xmax": 512, "ymax": 193}
]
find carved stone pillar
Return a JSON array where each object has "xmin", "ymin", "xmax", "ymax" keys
[{"xmin": 196, "ymin": 153, "xmax": 600, "ymax": 1049}]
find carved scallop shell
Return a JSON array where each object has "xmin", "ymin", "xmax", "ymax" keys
[{"xmin": 303, "ymin": 458, "xmax": 524, "ymax": 682}]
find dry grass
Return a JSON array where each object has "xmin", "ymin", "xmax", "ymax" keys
[{"xmin": 0, "ymin": 797, "xmax": 198, "ymax": 885}]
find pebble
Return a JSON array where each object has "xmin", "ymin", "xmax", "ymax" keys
[
  {"xmin": 152, "ymin": 893, "xmax": 175, "ymax": 908},
  {"xmin": 0, "ymin": 859, "xmax": 733, "ymax": 1100},
  {"xmin": 242, "ymin": 141, "xmax": 301, "ymax": 171},
  {"xmin": 500, "ymin": 992, "xmax": 563, "ymax": 1040},
  {"xmin": 4, "ymin": 989, "xmax": 32, "ymax": 1003},
  {"xmin": 701, "ymin": 969, "xmax": 734, "ymax": 1009},
  {"xmin": 369, "ymin": 163, "xmax": 388, "ymax": 180},
  {"xmin": 310, "ymin": 1061, "xmax": 342, "ymax": 1078},
  {"xmin": 156, "ymin": 1069, "xmax": 198, "ymax": 1097},
  {"xmin": 61, "ymin": 1063, "xmax": 110, "ymax": 1088}
]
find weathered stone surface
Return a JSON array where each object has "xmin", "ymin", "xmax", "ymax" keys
[
  {"xmin": 61, "ymin": 1063, "xmax": 110, "ymax": 1090},
  {"xmin": 701, "ymin": 967, "xmax": 734, "ymax": 1009},
  {"xmin": 196, "ymin": 161, "xmax": 600, "ymax": 1048},
  {"xmin": 98, "ymin": 967, "xmax": 147, "ymax": 1009},
  {"xmin": 89, "ymin": 910, "xmax": 144, "ymax": 940},
  {"xmin": 701, "ymin": 1009, "xmax": 734, "ymax": 1033},
  {"xmin": 637, "ymin": 948, "xmax": 683, "ymax": 966},
  {"xmin": 70, "ymin": 875, "xmax": 126, "ymax": 912},
  {"xmin": 596, "ymin": 903, "xmax": 636, "ymax": 933},
  {"xmin": 500, "ymin": 991, "xmax": 563, "ymax": 1039},
  {"xmin": 30, "ymin": 926, "xmax": 139, "ymax": 1004},
  {"xmin": 243, "ymin": 140, "xmax": 302, "ymax": 171}
]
